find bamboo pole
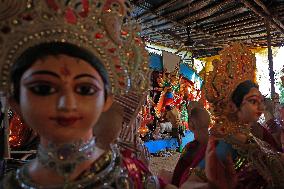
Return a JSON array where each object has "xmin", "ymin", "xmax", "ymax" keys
[{"xmin": 266, "ymin": 21, "xmax": 275, "ymax": 97}]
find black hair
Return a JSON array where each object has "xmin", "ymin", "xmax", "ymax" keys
[
  {"xmin": 231, "ymin": 80, "xmax": 258, "ymax": 108},
  {"xmin": 10, "ymin": 42, "xmax": 110, "ymax": 102}
]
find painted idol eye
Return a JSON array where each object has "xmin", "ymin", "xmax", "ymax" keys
[
  {"xmin": 248, "ymin": 99, "xmax": 258, "ymax": 105},
  {"xmin": 74, "ymin": 83, "xmax": 98, "ymax": 96},
  {"xmin": 28, "ymin": 83, "xmax": 57, "ymax": 96}
]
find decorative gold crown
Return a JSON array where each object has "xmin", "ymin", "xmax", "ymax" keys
[
  {"xmin": 205, "ymin": 42, "xmax": 256, "ymax": 105},
  {"xmin": 204, "ymin": 43, "xmax": 284, "ymax": 187},
  {"xmin": 0, "ymin": 0, "xmax": 149, "ymax": 95},
  {"xmin": 204, "ymin": 42, "xmax": 256, "ymax": 135}
]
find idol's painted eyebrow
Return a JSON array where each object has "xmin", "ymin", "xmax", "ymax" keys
[
  {"xmin": 74, "ymin": 74, "xmax": 98, "ymax": 80},
  {"xmin": 23, "ymin": 70, "xmax": 60, "ymax": 80},
  {"xmin": 244, "ymin": 94, "xmax": 262, "ymax": 100}
]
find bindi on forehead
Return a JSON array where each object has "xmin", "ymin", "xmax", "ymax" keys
[{"xmin": 60, "ymin": 63, "xmax": 71, "ymax": 77}]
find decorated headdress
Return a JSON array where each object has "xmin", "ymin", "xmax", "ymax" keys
[
  {"xmin": 0, "ymin": 0, "xmax": 149, "ymax": 96},
  {"xmin": 205, "ymin": 43, "xmax": 284, "ymax": 187},
  {"xmin": 204, "ymin": 42, "xmax": 257, "ymax": 135}
]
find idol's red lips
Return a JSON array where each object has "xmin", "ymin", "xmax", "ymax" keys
[{"xmin": 49, "ymin": 116, "xmax": 83, "ymax": 126}]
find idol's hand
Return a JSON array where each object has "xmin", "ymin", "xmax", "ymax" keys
[{"xmin": 205, "ymin": 137, "xmax": 237, "ymax": 189}]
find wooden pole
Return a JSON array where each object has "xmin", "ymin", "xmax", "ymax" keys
[{"xmin": 266, "ymin": 21, "xmax": 275, "ymax": 98}]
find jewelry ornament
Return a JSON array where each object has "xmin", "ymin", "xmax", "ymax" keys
[
  {"xmin": 0, "ymin": 0, "xmax": 149, "ymax": 95},
  {"xmin": 204, "ymin": 42, "xmax": 284, "ymax": 187},
  {"xmin": 204, "ymin": 42, "xmax": 256, "ymax": 136},
  {"xmin": 37, "ymin": 137, "xmax": 96, "ymax": 179}
]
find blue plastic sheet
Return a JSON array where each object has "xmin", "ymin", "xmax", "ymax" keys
[
  {"xmin": 144, "ymin": 131, "xmax": 194, "ymax": 153},
  {"xmin": 149, "ymin": 54, "xmax": 163, "ymax": 71},
  {"xmin": 180, "ymin": 63, "xmax": 203, "ymax": 89}
]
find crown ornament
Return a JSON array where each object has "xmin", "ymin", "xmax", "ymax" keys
[
  {"xmin": 0, "ymin": 0, "xmax": 149, "ymax": 95},
  {"xmin": 204, "ymin": 42, "xmax": 284, "ymax": 187},
  {"xmin": 204, "ymin": 42, "xmax": 256, "ymax": 136},
  {"xmin": 205, "ymin": 42, "xmax": 256, "ymax": 105}
]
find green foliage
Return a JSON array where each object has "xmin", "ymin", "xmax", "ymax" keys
[
  {"xmin": 180, "ymin": 103, "xmax": 188, "ymax": 122},
  {"xmin": 279, "ymin": 84, "xmax": 284, "ymax": 104}
]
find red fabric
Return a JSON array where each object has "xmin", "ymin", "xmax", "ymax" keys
[
  {"xmin": 45, "ymin": 0, "xmax": 59, "ymax": 11},
  {"xmin": 261, "ymin": 125, "xmax": 281, "ymax": 152},
  {"xmin": 65, "ymin": 8, "xmax": 77, "ymax": 24},
  {"xmin": 171, "ymin": 140, "xmax": 207, "ymax": 187},
  {"xmin": 158, "ymin": 177, "xmax": 167, "ymax": 189},
  {"xmin": 121, "ymin": 149, "xmax": 145, "ymax": 189},
  {"xmin": 79, "ymin": 0, "xmax": 89, "ymax": 17},
  {"xmin": 182, "ymin": 121, "xmax": 189, "ymax": 130},
  {"xmin": 190, "ymin": 144, "xmax": 207, "ymax": 168},
  {"xmin": 164, "ymin": 98, "xmax": 174, "ymax": 106},
  {"xmin": 121, "ymin": 149, "xmax": 166, "ymax": 189},
  {"xmin": 236, "ymin": 125, "xmax": 282, "ymax": 188},
  {"xmin": 178, "ymin": 144, "xmax": 207, "ymax": 186}
]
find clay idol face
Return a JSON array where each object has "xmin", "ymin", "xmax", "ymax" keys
[
  {"xmin": 17, "ymin": 54, "xmax": 109, "ymax": 143},
  {"xmin": 238, "ymin": 88, "xmax": 264, "ymax": 123}
]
